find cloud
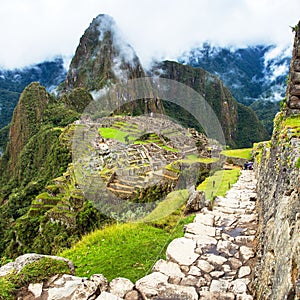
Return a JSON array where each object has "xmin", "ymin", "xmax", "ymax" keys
[{"xmin": 0, "ymin": 0, "xmax": 299, "ymax": 69}]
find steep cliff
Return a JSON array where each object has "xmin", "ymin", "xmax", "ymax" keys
[
  {"xmin": 153, "ymin": 61, "xmax": 268, "ymax": 148},
  {"xmin": 253, "ymin": 21, "xmax": 300, "ymax": 300},
  {"xmin": 7, "ymin": 83, "xmax": 51, "ymax": 171}
]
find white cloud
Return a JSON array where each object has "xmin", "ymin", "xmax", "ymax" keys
[{"xmin": 0, "ymin": 0, "xmax": 299, "ymax": 69}]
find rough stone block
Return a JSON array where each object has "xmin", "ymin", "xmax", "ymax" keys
[
  {"xmin": 166, "ymin": 237, "xmax": 199, "ymax": 266},
  {"xmin": 293, "ymin": 59, "xmax": 300, "ymax": 72},
  {"xmin": 109, "ymin": 277, "xmax": 134, "ymax": 298},
  {"xmin": 287, "ymin": 95, "xmax": 300, "ymax": 109},
  {"xmin": 291, "ymin": 72, "xmax": 300, "ymax": 84},
  {"xmin": 152, "ymin": 259, "xmax": 185, "ymax": 278},
  {"xmin": 290, "ymin": 84, "xmax": 300, "ymax": 96}
]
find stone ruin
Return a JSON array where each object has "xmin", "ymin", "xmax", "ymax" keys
[{"xmin": 287, "ymin": 21, "xmax": 300, "ymax": 113}]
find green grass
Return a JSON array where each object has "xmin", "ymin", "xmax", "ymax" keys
[
  {"xmin": 181, "ymin": 154, "xmax": 219, "ymax": 164},
  {"xmin": 221, "ymin": 148, "xmax": 252, "ymax": 160},
  {"xmin": 197, "ymin": 168, "xmax": 241, "ymax": 201},
  {"xmin": 60, "ymin": 216, "xmax": 192, "ymax": 282},
  {"xmin": 296, "ymin": 157, "xmax": 300, "ymax": 168},
  {"xmin": 161, "ymin": 145, "xmax": 179, "ymax": 153},
  {"xmin": 283, "ymin": 115, "xmax": 300, "ymax": 128},
  {"xmin": 98, "ymin": 127, "xmax": 135, "ymax": 143},
  {"xmin": 0, "ymin": 277, "xmax": 15, "ymax": 300},
  {"xmin": 165, "ymin": 162, "xmax": 181, "ymax": 173},
  {"xmin": 143, "ymin": 190, "xmax": 189, "ymax": 222}
]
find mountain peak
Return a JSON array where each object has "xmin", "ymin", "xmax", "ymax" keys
[{"xmin": 64, "ymin": 14, "xmax": 144, "ymax": 92}]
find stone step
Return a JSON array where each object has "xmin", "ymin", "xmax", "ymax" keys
[{"xmin": 107, "ymin": 182, "xmax": 136, "ymax": 192}]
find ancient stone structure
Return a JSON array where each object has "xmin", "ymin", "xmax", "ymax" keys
[
  {"xmin": 252, "ymin": 22, "xmax": 300, "ymax": 300},
  {"xmin": 287, "ymin": 21, "xmax": 300, "ymax": 113}
]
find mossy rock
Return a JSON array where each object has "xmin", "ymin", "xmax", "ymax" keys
[{"xmin": 0, "ymin": 256, "xmax": 73, "ymax": 300}]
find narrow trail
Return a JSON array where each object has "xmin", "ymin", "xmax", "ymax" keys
[{"xmin": 136, "ymin": 170, "xmax": 258, "ymax": 300}]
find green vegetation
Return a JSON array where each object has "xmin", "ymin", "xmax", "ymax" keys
[
  {"xmin": 0, "ymin": 277, "xmax": 15, "ymax": 300},
  {"xmin": 283, "ymin": 115, "xmax": 300, "ymax": 128},
  {"xmin": 0, "ymin": 125, "xmax": 9, "ymax": 152},
  {"xmin": 180, "ymin": 154, "xmax": 218, "ymax": 164},
  {"xmin": 235, "ymin": 104, "xmax": 269, "ymax": 148},
  {"xmin": 143, "ymin": 189, "xmax": 189, "ymax": 222},
  {"xmin": 0, "ymin": 257, "xmax": 71, "ymax": 300},
  {"xmin": 197, "ymin": 168, "xmax": 241, "ymax": 201},
  {"xmin": 221, "ymin": 148, "xmax": 252, "ymax": 160},
  {"xmin": 253, "ymin": 141, "xmax": 271, "ymax": 164},
  {"xmin": 62, "ymin": 88, "xmax": 93, "ymax": 113},
  {"xmin": 99, "ymin": 127, "xmax": 135, "ymax": 143},
  {"xmin": 0, "ymin": 83, "xmax": 110, "ymax": 259},
  {"xmin": 61, "ymin": 214, "xmax": 193, "ymax": 282},
  {"xmin": 250, "ymin": 99, "xmax": 281, "ymax": 135},
  {"xmin": 296, "ymin": 157, "xmax": 300, "ymax": 169},
  {"xmin": 157, "ymin": 60, "xmax": 268, "ymax": 148}
]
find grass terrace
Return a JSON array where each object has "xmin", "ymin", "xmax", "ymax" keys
[
  {"xmin": 60, "ymin": 211, "xmax": 193, "ymax": 282},
  {"xmin": 221, "ymin": 148, "xmax": 252, "ymax": 160},
  {"xmin": 197, "ymin": 168, "xmax": 241, "ymax": 201}
]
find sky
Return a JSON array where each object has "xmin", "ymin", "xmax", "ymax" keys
[{"xmin": 0, "ymin": 0, "xmax": 299, "ymax": 69}]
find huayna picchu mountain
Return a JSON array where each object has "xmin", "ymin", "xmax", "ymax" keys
[
  {"xmin": 64, "ymin": 14, "xmax": 145, "ymax": 91},
  {"xmin": 0, "ymin": 13, "xmax": 268, "ymax": 259},
  {"xmin": 61, "ymin": 14, "xmax": 164, "ymax": 116}
]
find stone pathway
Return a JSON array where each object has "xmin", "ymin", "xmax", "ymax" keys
[{"xmin": 136, "ymin": 169, "xmax": 258, "ymax": 300}]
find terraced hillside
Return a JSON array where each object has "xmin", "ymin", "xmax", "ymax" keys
[{"xmin": 72, "ymin": 115, "xmax": 221, "ymax": 220}]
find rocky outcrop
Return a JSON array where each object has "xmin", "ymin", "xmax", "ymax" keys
[
  {"xmin": 0, "ymin": 253, "xmax": 75, "ymax": 277},
  {"xmin": 185, "ymin": 187, "xmax": 209, "ymax": 213},
  {"xmin": 63, "ymin": 14, "xmax": 164, "ymax": 116},
  {"xmin": 64, "ymin": 14, "xmax": 144, "ymax": 91}
]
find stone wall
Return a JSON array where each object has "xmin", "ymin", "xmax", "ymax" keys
[
  {"xmin": 253, "ymin": 21, "xmax": 300, "ymax": 299},
  {"xmin": 287, "ymin": 21, "xmax": 300, "ymax": 112}
]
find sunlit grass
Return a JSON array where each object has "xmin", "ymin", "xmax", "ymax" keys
[
  {"xmin": 142, "ymin": 189, "xmax": 189, "ymax": 222},
  {"xmin": 221, "ymin": 148, "xmax": 252, "ymax": 160},
  {"xmin": 98, "ymin": 127, "xmax": 135, "ymax": 143},
  {"xmin": 181, "ymin": 154, "xmax": 219, "ymax": 164},
  {"xmin": 60, "ymin": 212, "xmax": 193, "ymax": 282},
  {"xmin": 283, "ymin": 114, "xmax": 300, "ymax": 128},
  {"xmin": 197, "ymin": 168, "xmax": 241, "ymax": 201}
]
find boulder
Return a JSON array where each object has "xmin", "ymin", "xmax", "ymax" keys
[
  {"xmin": 185, "ymin": 188, "xmax": 208, "ymax": 212},
  {"xmin": 152, "ymin": 259, "xmax": 184, "ymax": 279},
  {"xmin": 90, "ymin": 274, "xmax": 108, "ymax": 292},
  {"xmin": 28, "ymin": 283, "xmax": 43, "ymax": 298},
  {"xmin": 46, "ymin": 274, "xmax": 85, "ymax": 299},
  {"xmin": 166, "ymin": 237, "xmax": 199, "ymax": 266},
  {"xmin": 96, "ymin": 291, "xmax": 123, "ymax": 300},
  {"xmin": 135, "ymin": 272, "xmax": 168, "ymax": 298},
  {"xmin": 184, "ymin": 222, "xmax": 216, "ymax": 237},
  {"xmin": 109, "ymin": 277, "xmax": 134, "ymax": 298}
]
